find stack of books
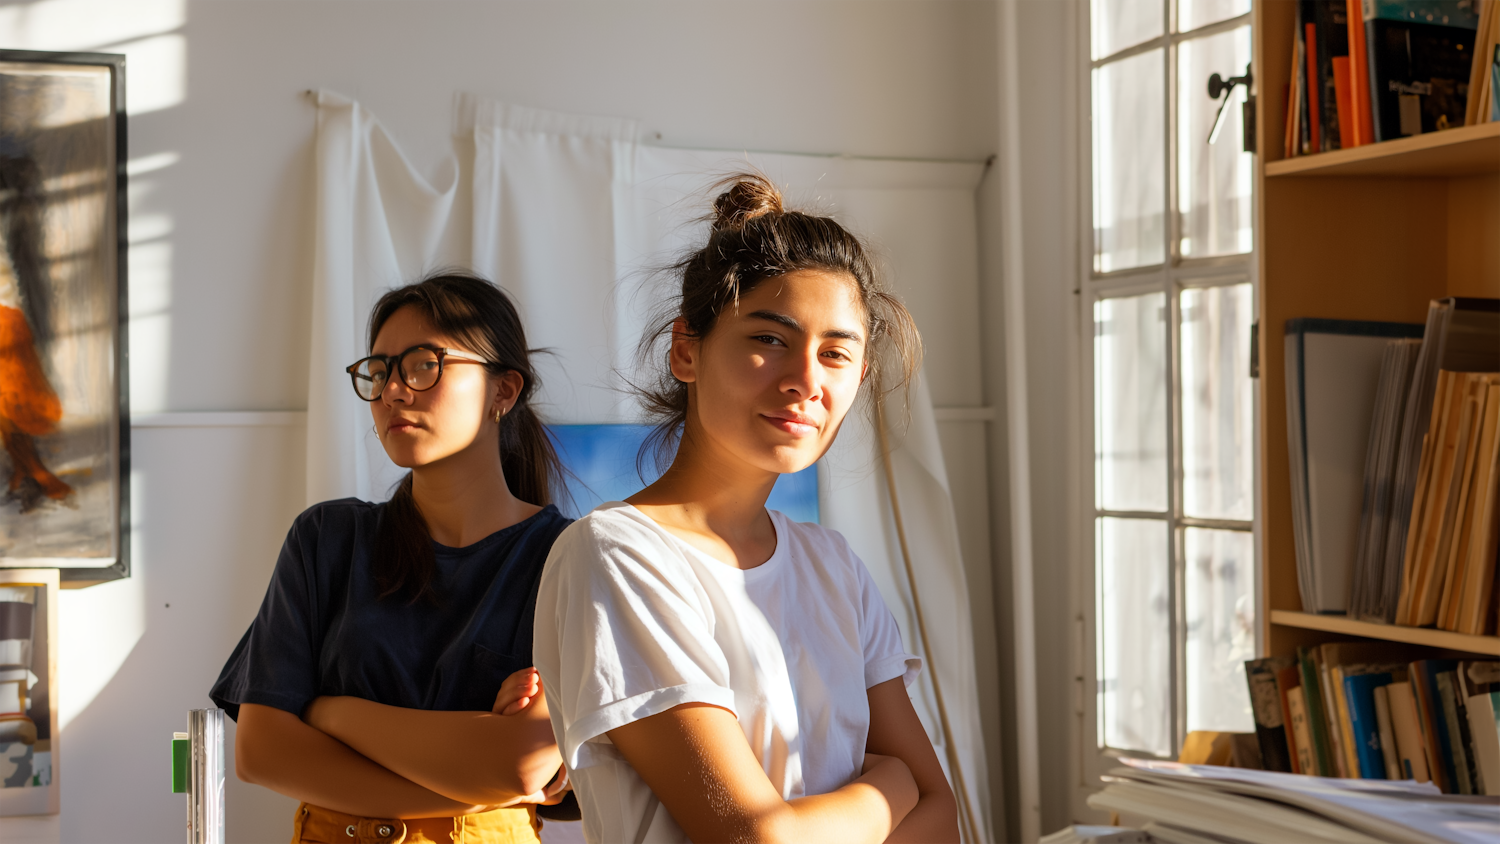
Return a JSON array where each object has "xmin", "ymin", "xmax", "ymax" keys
[
  {"xmin": 1285, "ymin": 298, "xmax": 1500, "ymax": 627},
  {"xmin": 1284, "ymin": 0, "xmax": 1499, "ymax": 157},
  {"xmin": 1087, "ymin": 758, "xmax": 1497, "ymax": 844},
  {"xmin": 1245, "ymin": 649, "xmax": 1499, "ymax": 795}
]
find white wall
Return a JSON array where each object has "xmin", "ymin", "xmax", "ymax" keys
[{"xmin": 0, "ymin": 2, "xmax": 1009, "ymax": 842}]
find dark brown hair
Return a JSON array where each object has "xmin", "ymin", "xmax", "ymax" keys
[
  {"xmin": 636, "ymin": 173, "xmax": 921, "ymax": 469},
  {"xmin": 367, "ymin": 272, "xmax": 563, "ymax": 603}
]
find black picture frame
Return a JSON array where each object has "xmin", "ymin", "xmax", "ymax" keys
[{"xmin": 0, "ymin": 50, "xmax": 129, "ymax": 586}]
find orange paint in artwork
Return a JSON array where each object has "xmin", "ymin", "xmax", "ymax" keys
[
  {"xmin": 0, "ymin": 303, "xmax": 70, "ymax": 500},
  {"xmin": 0, "ymin": 304, "xmax": 61, "ymax": 434}
]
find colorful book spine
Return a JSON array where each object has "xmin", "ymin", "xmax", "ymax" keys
[
  {"xmin": 1288, "ymin": 685, "xmax": 1317, "ymax": 776},
  {"xmin": 1344, "ymin": 672, "xmax": 1395, "ymax": 778},
  {"xmin": 1412, "ymin": 659, "xmax": 1460, "ymax": 792},
  {"xmin": 1297, "ymin": 647, "xmax": 1336, "ymax": 776},
  {"xmin": 1374, "ymin": 684, "xmax": 1402, "ymax": 779},
  {"xmin": 1245, "ymin": 657, "xmax": 1296, "ymax": 773},
  {"xmin": 1437, "ymin": 671, "xmax": 1478, "ymax": 794}
]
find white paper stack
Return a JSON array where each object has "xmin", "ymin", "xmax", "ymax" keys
[
  {"xmin": 1350, "ymin": 338, "xmax": 1423, "ymax": 621},
  {"xmin": 1088, "ymin": 758, "xmax": 1500, "ymax": 844},
  {"xmin": 1285, "ymin": 319, "xmax": 1424, "ymax": 614}
]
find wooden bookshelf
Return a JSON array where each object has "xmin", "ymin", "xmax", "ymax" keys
[
  {"xmin": 1269, "ymin": 611, "xmax": 1500, "ymax": 656},
  {"xmin": 1253, "ymin": 1, "xmax": 1500, "ymax": 659}
]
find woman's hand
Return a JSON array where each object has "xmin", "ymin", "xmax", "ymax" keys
[{"xmin": 493, "ymin": 667, "xmax": 543, "ymax": 716}]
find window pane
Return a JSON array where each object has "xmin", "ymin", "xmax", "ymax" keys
[
  {"xmin": 1095, "ymin": 293, "xmax": 1168, "ymax": 511},
  {"xmin": 1094, "ymin": 50, "xmax": 1166, "ymax": 272},
  {"xmin": 1181, "ymin": 283, "xmax": 1254, "ymax": 520},
  {"xmin": 1098, "ymin": 517, "xmax": 1172, "ymax": 755},
  {"xmin": 1178, "ymin": 0, "xmax": 1250, "ymax": 32},
  {"xmin": 1184, "ymin": 527, "xmax": 1256, "ymax": 733},
  {"xmin": 1092, "ymin": 0, "xmax": 1163, "ymax": 60},
  {"xmin": 1178, "ymin": 26, "xmax": 1253, "ymax": 258}
]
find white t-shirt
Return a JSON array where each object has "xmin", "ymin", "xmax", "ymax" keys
[{"xmin": 532, "ymin": 502, "xmax": 920, "ymax": 844}]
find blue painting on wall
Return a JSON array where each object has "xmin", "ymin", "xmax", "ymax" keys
[{"xmin": 547, "ymin": 425, "xmax": 819, "ymax": 524}]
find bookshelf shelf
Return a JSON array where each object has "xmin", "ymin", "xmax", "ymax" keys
[
  {"xmin": 1265, "ymin": 122, "xmax": 1500, "ymax": 179},
  {"xmin": 1269, "ymin": 611, "xmax": 1500, "ymax": 656}
]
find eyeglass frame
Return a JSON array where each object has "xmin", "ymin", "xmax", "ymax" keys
[{"xmin": 345, "ymin": 345, "xmax": 495, "ymax": 402}]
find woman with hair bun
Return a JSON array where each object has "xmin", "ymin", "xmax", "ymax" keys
[
  {"xmin": 211, "ymin": 273, "xmax": 573, "ymax": 843},
  {"xmin": 534, "ymin": 175, "xmax": 959, "ymax": 843}
]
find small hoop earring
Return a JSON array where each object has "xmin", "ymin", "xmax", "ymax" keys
[{"xmin": 494, "ymin": 408, "xmax": 503, "ymax": 423}]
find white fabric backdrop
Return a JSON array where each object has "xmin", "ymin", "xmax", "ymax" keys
[{"xmin": 305, "ymin": 91, "xmax": 995, "ymax": 843}]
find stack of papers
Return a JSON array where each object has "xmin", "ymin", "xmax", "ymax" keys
[{"xmin": 1087, "ymin": 758, "xmax": 1500, "ymax": 844}]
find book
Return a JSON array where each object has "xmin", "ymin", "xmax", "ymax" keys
[
  {"xmin": 1285, "ymin": 319, "xmax": 1425, "ymax": 614},
  {"xmin": 1275, "ymin": 663, "xmax": 1305, "ymax": 773},
  {"xmin": 1345, "ymin": 672, "xmax": 1395, "ymax": 778},
  {"xmin": 1316, "ymin": 0, "xmax": 1354, "ymax": 149},
  {"xmin": 1437, "ymin": 670, "xmax": 1479, "ymax": 793},
  {"xmin": 1245, "ymin": 656, "xmax": 1296, "ymax": 773},
  {"xmin": 1091, "ymin": 758, "xmax": 1494, "ymax": 844},
  {"xmin": 1411, "ymin": 659, "xmax": 1461, "ymax": 792},
  {"xmin": 1287, "ymin": 685, "xmax": 1318, "ymax": 775},
  {"xmin": 1298, "ymin": 646, "xmax": 1338, "ymax": 776},
  {"xmin": 1363, "ymin": 0, "xmax": 1481, "ymax": 140},
  {"xmin": 1346, "ymin": 0, "xmax": 1377, "ymax": 143},
  {"xmin": 1388, "ymin": 680, "xmax": 1433, "ymax": 781},
  {"xmin": 1387, "ymin": 299, "xmax": 1500, "ymax": 626},
  {"xmin": 1452, "ymin": 381, "xmax": 1500, "ymax": 634},
  {"xmin": 1304, "ymin": 0, "xmax": 1324, "ymax": 151},
  {"xmin": 1350, "ymin": 338, "xmax": 1422, "ymax": 622},
  {"xmin": 1373, "ymin": 684, "xmax": 1402, "ymax": 778},
  {"xmin": 1458, "ymin": 661, "xmax": 1500, "ymax": 796},
  {"xmin": 1466, "ymin": 0, "xmax": 1499, "ymax": 125}
]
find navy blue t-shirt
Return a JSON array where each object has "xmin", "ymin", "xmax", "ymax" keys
[{"xmin": 210, "ymin": 498, "xmax": 571, "ymax": 720}]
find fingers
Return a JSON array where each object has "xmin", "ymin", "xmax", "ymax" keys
[{"xmin": 492, "ymin": 667, "xmax": 544, "ymax": 714}]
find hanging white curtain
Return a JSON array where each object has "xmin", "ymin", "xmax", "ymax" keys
[{"xmin": 305, "ymin": 93, "xmax": 995, "ymax": 843}]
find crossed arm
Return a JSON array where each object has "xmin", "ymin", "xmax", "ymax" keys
[
  {"xmin": 236, "ymin": 669, "xmax": 565, "ymax": 818},
  {"xmin": 605, "ymin": 676, "xmax": 959, "ymax": 844}
]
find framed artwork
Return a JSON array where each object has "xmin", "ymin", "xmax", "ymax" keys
[
  {"xmin": 548, "ymin": 425, "xmax": 819, "ymax": 524},
  {"xmin": 0, "ymin": 568, "xmax": 58, "ymax": 815},
  {"xmin": 0, "ymin": 51, "xmax": 129, "ymax": 584}
]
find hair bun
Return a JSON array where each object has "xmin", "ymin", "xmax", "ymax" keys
[{"xmin": 710, "ymin": 173, "xmax": 784, "ymax": 232}]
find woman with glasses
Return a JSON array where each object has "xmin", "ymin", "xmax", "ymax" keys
[{"xmin": 211, "ymin": 273, "xmax": 571, "ymax": 843}]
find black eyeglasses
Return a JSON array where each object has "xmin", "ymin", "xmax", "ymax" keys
[{"xmin": 345, "ymin": 345, "xmax": 490, "ymax": 401}]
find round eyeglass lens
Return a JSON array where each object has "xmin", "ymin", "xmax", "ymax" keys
[
  {"xmin": 351, "ymin": 358, "xmax": 390, "ymax": 400},
  {"xmin": 401, "ymin": 348, "xmax": 444, "ymax": 390}
]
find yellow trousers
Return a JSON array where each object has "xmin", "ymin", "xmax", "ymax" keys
[{"xmin": 290, "ymin": 802, "xmax": 540, "ymax": 844}]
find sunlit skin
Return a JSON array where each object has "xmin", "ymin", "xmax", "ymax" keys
[
  {"xmin": 628, "ymin": 269, "xmax": 868, "ymax": 569},
  {"xmin": 233, "ymin": 304, "xmax": 565, "ymax": 818},
  {"xmin": 614, "ymin": 269, "xmax": 959, "ymax": 843}
]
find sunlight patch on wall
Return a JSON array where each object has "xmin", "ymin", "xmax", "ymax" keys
[
  {"xmin": 0, "ymin": 0, "xmax": 184, "ymax": 51},
  {"xmin": 55, "ymin": 470, "xmax": 148, "ymax": 730}
]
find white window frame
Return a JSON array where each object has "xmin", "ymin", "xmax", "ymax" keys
[{"xmin": 1072, "ymin": 1, "xmax": 1262, "ymax": 819}]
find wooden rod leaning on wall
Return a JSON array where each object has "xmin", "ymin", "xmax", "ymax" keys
[{"xmin": 874, "ymin": 395, "xmax": 982, "ymax": 844}]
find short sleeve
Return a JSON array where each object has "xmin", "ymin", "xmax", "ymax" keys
[
  {"xmin": 208, "ymin": 511, "xmax": 323, "ymax": 720},
  {"xmin": 855, "ymin": 551, "xmax": 922, "ymax": 690},
  {"xmin": 533, "ymin": 510, "xmax": 739, "ymax": 770}
]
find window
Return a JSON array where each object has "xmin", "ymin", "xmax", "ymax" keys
[{"xmin": 1081, "ymin": 0, "xmax": 1257, "ymax": 778}]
